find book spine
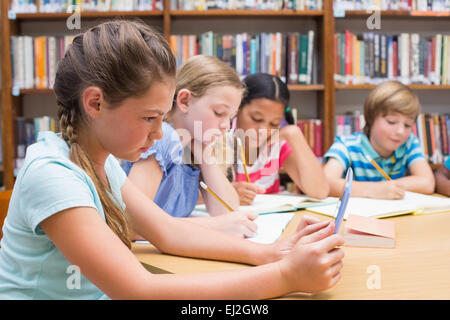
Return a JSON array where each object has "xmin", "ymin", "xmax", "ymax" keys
[{"xmin": 306, "ymin": 30, "xmax": 314, "ymax": 84}]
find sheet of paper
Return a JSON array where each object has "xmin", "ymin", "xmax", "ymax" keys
[
  {"xmin": 134, "ymin": 211, "xmax": 295, "ymax": 245},
  {"xmin": 246, "ymin": 213, "xmax": 295, "ymax": 244},
  {"xmin": 191, "ymin": 210, "xmax": 295, "ymax": 244},
  {"xmin": 195, "ymin": 193, "xmax": 336, "ymax": 214},
  {"xmin": 308, "ymin": 192, "xmax": 450, "ymax": 219}
]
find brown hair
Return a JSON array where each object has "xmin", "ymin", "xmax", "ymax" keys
[
  {"xmin": 53, "ymin": 20, "xmax": 176, "ymax": 249},
  {"xmin": 363, "ymin": 80, "xmax": 421, "ymax": 137}
]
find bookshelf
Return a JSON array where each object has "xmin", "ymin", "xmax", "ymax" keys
[{"xmin": 1, "ymin": 1, "xmax": 449, "ymax": 189}]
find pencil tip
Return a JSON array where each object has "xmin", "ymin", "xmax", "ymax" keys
[{"xmin": 199, "ymin": 181, "xmax": 207, "ymax": 189}]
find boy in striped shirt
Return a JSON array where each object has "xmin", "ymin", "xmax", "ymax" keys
[{"xmin": 324, "ymin": 81, "xmax": 435, "ymax": 199}]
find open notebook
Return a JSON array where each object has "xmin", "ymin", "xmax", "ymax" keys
[
  {"xmin": 195, "ymin": 193, "xmax": 337, "ymax": 215},
  {"xmin": 307, "ymin": 191, "xmax": 450, "ymax": 220},
  {"xmin": 191, "ymin": 210, "xmax": 295, "ymax": 245}
]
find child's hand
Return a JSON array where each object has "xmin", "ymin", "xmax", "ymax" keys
[
  {"xmin": 277, "ymin": 228, "xmax": 345, "ymax": 294},
  {"xmin": 232, "ymin": 182, "xmax": 265, "ymax": 205},
  {"xmin": 211, "ymin": 211, "xmax": 259, "ymax": 238},
  {"xmin": 270, "ymin": 216, "xmax": 333, "ymax": 260},
  {"xmin": 372, "ymin": 181, "xmax": 405, "ymax": 199}
]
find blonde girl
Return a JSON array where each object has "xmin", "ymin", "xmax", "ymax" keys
[{"xmin": 125, "ymin": 55, "xmax": 257, "ymax": 238}]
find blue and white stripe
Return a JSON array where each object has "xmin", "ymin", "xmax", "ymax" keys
[{"xmin": 324, "ymin": 132, "xmax": 426, "ymax": 181}]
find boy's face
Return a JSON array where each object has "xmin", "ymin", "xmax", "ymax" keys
[{"xmin": 370, "ymin": 111, "xmax": 414, "ymax": 157}]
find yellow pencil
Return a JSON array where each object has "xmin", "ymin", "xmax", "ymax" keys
[
  {"xmin": 365, "ymin": 155, "xmax": 392, "ymax": 181},
  {"xmin": 237, "ymin": 137, "xmax": 250, "ymax": 183},
  {"xmin": 199, "ymin": 181, "xmax": 234, "ymax": 212}
]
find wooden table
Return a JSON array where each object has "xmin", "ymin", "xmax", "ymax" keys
[{"xmin": 133, "ymin": 210, "xmax": 450, "ymax": 299}]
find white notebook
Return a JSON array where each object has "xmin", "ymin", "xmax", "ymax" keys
[
  {"xmin": 195, "ymin": 193, "xmax": 336, "ymax": 215},
  {"xmin": 307, "ymin": 191, "xmax": 450, "ymax": 220},
  {"xmin": 190, "ymin": 210, "xmax": 295, "ymax": 244}
]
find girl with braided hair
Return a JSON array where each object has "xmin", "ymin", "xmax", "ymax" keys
[{"xmin": 0, "ymin": 20, "xmax": 344, "ymax": 299}]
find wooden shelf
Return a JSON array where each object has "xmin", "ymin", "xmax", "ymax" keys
[
  {"xmin": 335, "ymin": 83, "xmax": 450, "ymax": 90},
  {"xmin": 170, "ymin": 9, "xmax": 324, "ymax": 17},
  {"xmin": 288, "ymin": 84, "xmax": 324, "ymax": 91},
  {"xmin": 17, "ymin": 86, "xmax": 323, "ymax": 94},
  {"xmin": 338, "ymin": 10, "xmax": 450, "ymax": 18},
  {"xmin": 19, "ymin": 88, "xmax": 55, "ymax": 95},
  {"xmin": 14, "ymin": 10, "xmax": 163, "ymax": 20}
]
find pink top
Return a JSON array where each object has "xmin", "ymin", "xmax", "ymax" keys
[{"xmin": 235, "ymin": 140, "xmax": 292, "ymax": 194}]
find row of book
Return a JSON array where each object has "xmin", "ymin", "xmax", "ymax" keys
[
  {"xmin": 334, "ymin": 112, "xmax": 450, "ymax": 164},
  {"xmin": 414, "ymin": 113, "xmax": 450, "ymax": 164},
  {"xmin": 15, "ymin": 116, "xmax": 58, "ymax": 171},
  {"xmin": 170, "ymin": 0, "xmax": 323, "ymax": 10},
  {"xmin": 334, "ymin": 31, "xmax": 450, "ymax": 85},
  {"xmin": 170, "ymin": 31, "xmax": 315, "ymax": 84},
  {"xmin": 9, "ymin": 0, "xmax": 163, "ymax": 13},
  {"xmin": 334, "ymin": 0, "xmax": 450, "ymax": 11},
  {"xmin": 335, "ymin": 111, "xmax": 365, "ymax": 137},
  {"xmin": 11, "ymin": 35, "xmax": 75, "ymax": 90},
  {"xmin": 297, "ymin": 119, "xmax": 323, "ymax": 157}
]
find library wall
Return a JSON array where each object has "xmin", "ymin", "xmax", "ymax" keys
[
  {"xmin": 334, "ymin": 17, "xmax": 449, "ymax": 119},
  {"xmin": 19, "ymin": 17, "xmax": 321, "ymax": 122}
]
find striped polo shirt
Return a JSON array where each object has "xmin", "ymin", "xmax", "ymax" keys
[{"xmin": 324, "ymin": 132, "xmax": 426, "ymax": 181}]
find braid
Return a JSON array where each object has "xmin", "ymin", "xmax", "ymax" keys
[{"xmin": 58, "ymin": 104, "xmax": 132, "ymax": 249}]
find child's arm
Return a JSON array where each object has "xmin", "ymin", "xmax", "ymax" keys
[
  {"xmin": 198, "ymin": 141, "xmax": 240, "ymax": 215},
  {"xmin": 324, "ymin": 158, "xmax": 406, "ymax": 199},
  {"xmin": 280, "ymin": 125, "xmax": 330, "ymax": 199},
  {"xmin": 40, "ymin": 181, "xmax": 344, "ymax": 299},
  {"xmin": 127, "ymin": 156, "xmax": 163, "ymax": 201},
  {"xmin": 434, "ymin": 164, "xmax": 450, "ymax": 196},
  {"xmin": 128, "ymin": 155, "xmax": 256, "ymax": 238},
  {"xmin": 392, "ymin": 160, "xmax": 435, "ymax": 194}
]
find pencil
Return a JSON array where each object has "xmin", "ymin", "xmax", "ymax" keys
[
  {"xmin": 237, "ymin": 137, "xmax": 250, "ymax": 183},
  {"xmin": 365, "ymin": 155, "xmax": 392, "ymax": 181},
  {"xmin": 199, "ymin": 181, "xmax": 234, "ymax": 212}
]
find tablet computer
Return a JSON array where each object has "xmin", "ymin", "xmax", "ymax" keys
[{"xmin": 333, "ymin": 167, "xmax": 353, "ymax": 234}]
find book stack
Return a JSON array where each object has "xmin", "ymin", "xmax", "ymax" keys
[
  {"xmin": 9, "ymin": 0, "xmax": 162, "ymax": 13},
  {"xmin": 170, "ymin": 0, "xmax": 323, "ymax": 10},
  {"xmin": 334, "ymin": 0, "xmax": 450, "ymax": 11},
  {"xmin": 414, "ymin": 113, "xmax": 450, "ymax": 165},
  {"xmin": 334, "ymin": 31, "xmax": 450, "ymax": 85},
  {"xmin": 15, "ymin": 116, "xmax": 58, "ymax": 172},
  {"xmin": 11, "ymin": 35, "xmax": 75, "ymax": 90},
  {"xmin": 296, "ymin": 119, "xmax": 323, "ymax": 157},
  {"xmin": 170, "ymin": 31, "xmax": 315, "ymax": 84},
  {"xmin": 335, "ymin": 111, "xmax": 365, "ymax": 137}
]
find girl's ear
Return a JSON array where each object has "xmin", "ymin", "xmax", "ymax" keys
[
  {"xmin": 176, "ymin": 88, "xmax": 191, "ymax": 114},
  {"xmin": 81, "ymin": 86, "xmax": 104, "ymax": 119}
]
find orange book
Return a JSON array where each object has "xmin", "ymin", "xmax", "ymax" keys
[
  {"xmin": 272, "ymin": 34, "xmax": 277, "ymax": 75},
  {"xmin": 182, "ymin": 35, "xmax": 189, "ymax": 64},
  {"xmin": 308, "ymin": 119, "xmax": 315, "ymax": 151},
  {"xmin": 169, "ymin": 35, "xmax": 177, "ymax": 55},
  {"xmin": 421, "ymin": 114, "xmax": 429, "ymax": 158},
  {"xmin": 428, "ymin": 117, "xmax": 436, "ymax": 156},
  {"xmin": 34, "ymin": 37, "xmax": 41, "ymax": 88}
]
